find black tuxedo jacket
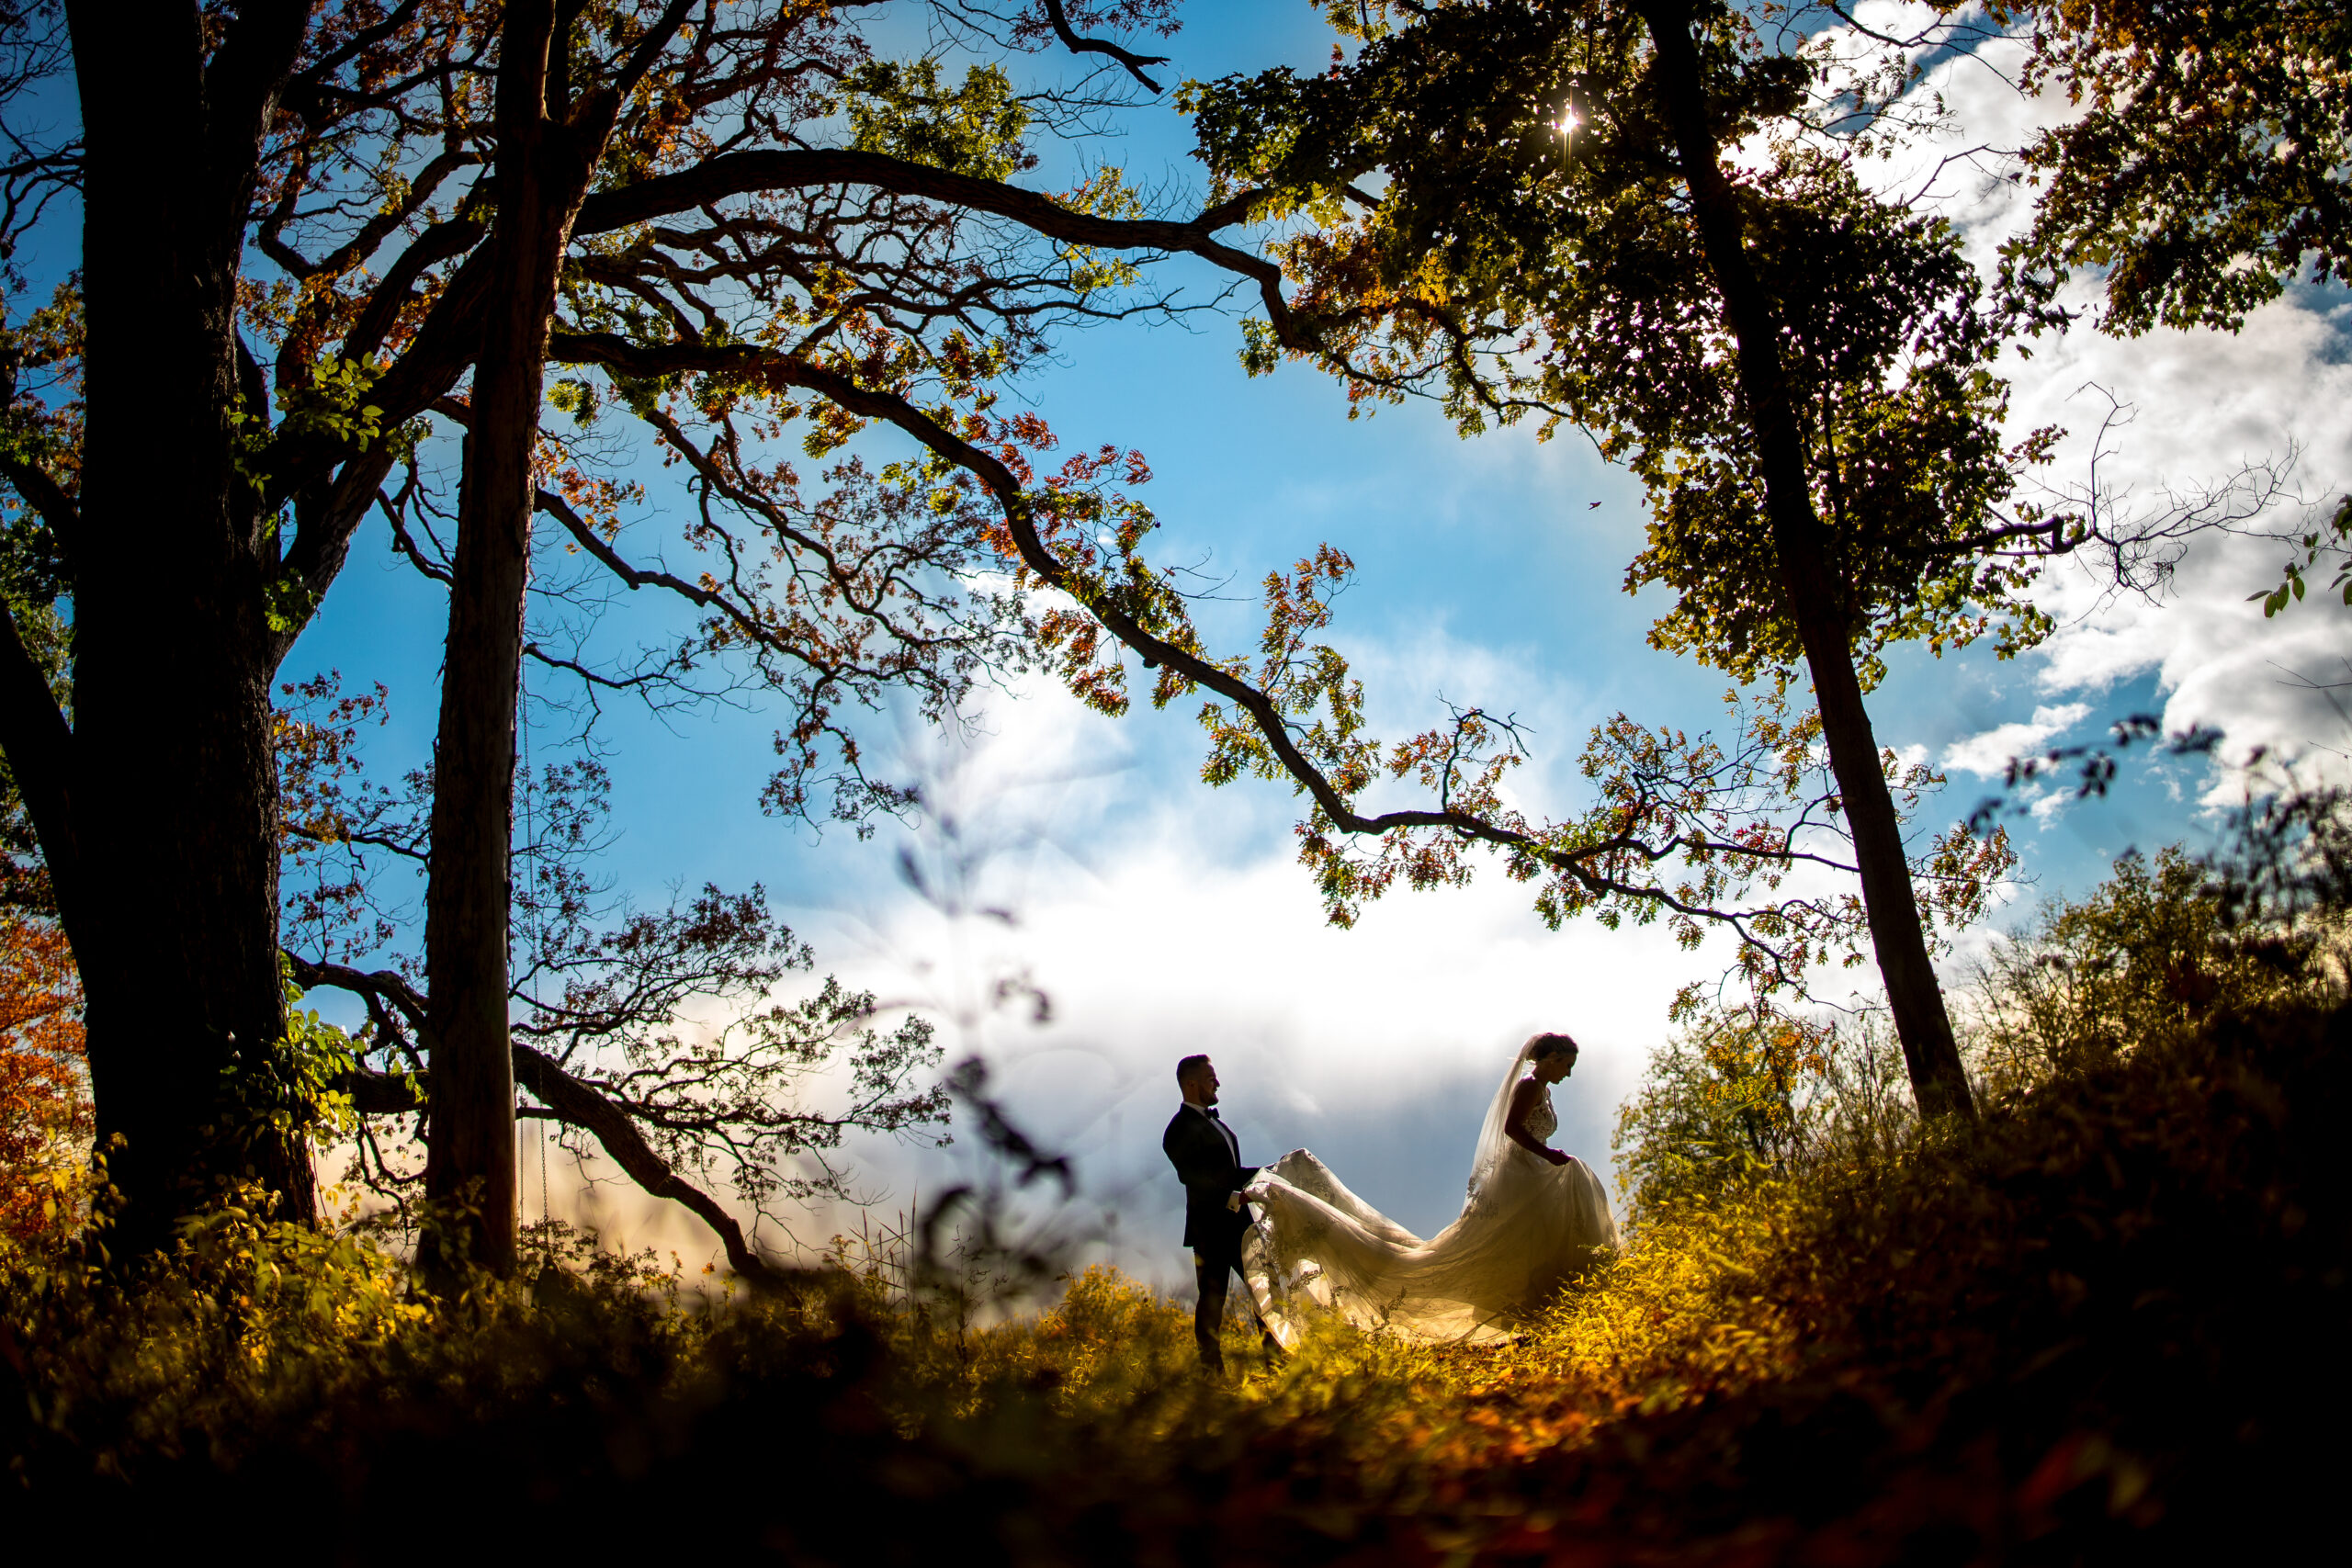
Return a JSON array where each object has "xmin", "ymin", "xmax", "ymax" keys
[{"xmin": 1163, "ymin": 1103, "xmax": 1258, "ymax": 1256}]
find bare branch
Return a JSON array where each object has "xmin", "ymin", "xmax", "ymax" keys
[
  {"xmin": 0, "ymin": 604, "xmax": 75, "ymax": 916},
  {"xmin": 512, "ymin": 1040, "xmax": 803, "ymax": 1289},
  {"xmin": 1041, "ymin": 0, "xmax": 1169, "ymax": 92},
  {"xmin": 285, "ymin": 952, "xmax": 428, "ymax": 1035}
]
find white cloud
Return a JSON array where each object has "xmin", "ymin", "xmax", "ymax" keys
[
  {"xmin": 1853, "ymin": 25, "xmax": 2352, "ymax": 794},
  {"xmin": 2006, "ymin": 305, "xmax": 2352, "ymax": 784},
  {"xmin": 1942, "ymin": 702, "xmax": 2090, "ymax": 777},
  {"xmin": 499, "ymin": 15, "xmax": 2352, "ymax": 1288},
  {"xmin": 798, "ymin": 22, "xmax": 2352, "ymax": 1292},
  {"xmin": 2028, "ymin": 785, "xmax": 2075, "ymax": 826},
  {"xmin": 775, "ymin": 682, "xmax": 1722, "ymax": 1286}
]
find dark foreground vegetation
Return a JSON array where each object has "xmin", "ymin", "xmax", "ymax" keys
[
  {"xmin": 0, "ymin": 5, "xmax": 2341, "ymax": 1557},
  {"xmin": 4, "ymin": 820, "xmax": 2346, "ymax": 1563}
]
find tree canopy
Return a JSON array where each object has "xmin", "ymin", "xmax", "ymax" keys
[
  {"xmin": 0, "ymin": 0, "xmax": 2031, "ymax": 1258},
  {"xmin": 1160, "ymin": 0, "xmax": 2105, "ymax": 1114},
  {"xmin": 0, "ymin": 0, "xmax": 2324, "ymax": 1260},
  {"xmin": 2002, "ymin": 0, "xmax": 2350, "ymax": 336},
  {"xmin": 0, "ymin": 0, "xmax": 1286, "ymax": 1262}
]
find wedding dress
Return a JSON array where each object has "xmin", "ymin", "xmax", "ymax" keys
[{"xmin": 1238, "ymin": 1042, "xmax": 1621, "ymax": 1345}]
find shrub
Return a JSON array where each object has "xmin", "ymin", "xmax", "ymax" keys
[
  {"xmin": 0, "ymin": 909, "xmax": 85, "ymax": 1247},
  {"xmin": 1612, "ymin": 1002, "xmax": 1913, "ymax": 1224},
  {"xmin": 1968, "ymin": 843, "xmax": 2340, "ymax": 1099}
]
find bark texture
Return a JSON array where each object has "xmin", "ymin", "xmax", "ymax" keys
[
  {"xmin": 423, "ymin": 2, "xmax": 672, "ymax": 1270},
  {"xmin": 1640, "ymin": 1, "xmax": 1974, "ymax": 1118},
  {"xmin": 421, "ymin": 2, "xmax": 567, "ymax": 1275},
  {"xmin": 31, "ymin": 4, "xmax": 321, "ymax": 1257}
]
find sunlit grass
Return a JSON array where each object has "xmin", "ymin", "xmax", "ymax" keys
[{"xmin": 6, "ymin": 823, "xmax": 2346, "ymax": 1557}]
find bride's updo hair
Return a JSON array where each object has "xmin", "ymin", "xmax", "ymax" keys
[{"xmin": 1526, "ymin": 1032, "xmax": 1579, "ymax": 1064}]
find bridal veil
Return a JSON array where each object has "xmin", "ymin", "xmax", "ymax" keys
[{"xmin": 1238, "ymin": 1040, "xmax": 1621, "ymax": 1345}]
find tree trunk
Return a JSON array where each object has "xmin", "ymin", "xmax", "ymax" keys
[
  {"xmin": 40, "ymin": 6, "xmax": 322, "ymax": 1258},
  {"xmin": 1639, "ymin": 2, "xmax": 1974, "ymax": 1119},
  {"xmin": 422, "ymin": 2, "xmax": 594, "ymax": 1273}
]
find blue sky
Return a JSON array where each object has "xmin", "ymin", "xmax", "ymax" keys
[{"xmin": 32, "ymin": 3, "xmax": 2346, "ymax": 1273}]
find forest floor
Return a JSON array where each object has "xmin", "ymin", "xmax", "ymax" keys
[{"xmin": 2, "ymin": 991, "xmax": 2344, "ymax": 1563}]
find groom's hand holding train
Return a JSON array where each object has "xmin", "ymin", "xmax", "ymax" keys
[{"xmin": 1162, "ymin": 1054, "xmax": 1282, "ymax": 1374}]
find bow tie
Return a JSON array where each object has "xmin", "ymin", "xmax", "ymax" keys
[{"xmin": 1201, "ymin": 1107, "xmax": 1221, "ymax": 1120}]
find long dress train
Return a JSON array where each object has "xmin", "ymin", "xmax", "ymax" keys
[{"xmin": 1238, "ymin": 1043, "xmax": 1621, "ymax": 1344}]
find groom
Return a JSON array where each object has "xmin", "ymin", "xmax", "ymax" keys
[{"xmin": 1162, "ymin": 1054, "xmax": 1282, "ymax": 1373}]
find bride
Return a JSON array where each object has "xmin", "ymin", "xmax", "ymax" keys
[{"xmin": 1239, "ymin": 1032, "xmax": 1620, "ymax": 1344}]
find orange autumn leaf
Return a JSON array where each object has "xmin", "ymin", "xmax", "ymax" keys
[{"xmin": 0, "ymin": 909, "xmax": 88, "ymax": 1244}]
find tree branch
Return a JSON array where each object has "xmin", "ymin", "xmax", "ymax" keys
[
  {"xmin": 343, "ymin": 1065, "xmax": 427, "ymax": 1117},
  {"xmin": 279, "ymin": 0, "xmax": 430, "ymax": 122},
  {"xmin": 342, "ymin": 211, "xmax": 492, "ymax": 367},
  {"xmin": 284, "ymin": 818, "xmax": 430, "ymax": 865},
  {"xmin": 552, "ymin": 332, "xmax": 1805, "ymax": 941},
  {"xmin": 532, "ymin": 484, "xmax": 729, "ymax": 608},
  {"xmin": 0, "ymin": 453, "xmax": 75, "ymax": 547},
  {"xmin": 273, "ymin": 446, "xmax": 401, "ymax": 662},
  {"xmin": 600, "ymin": 0, "xmax": 698, "ymax": 108},
  {"xmin": 201, "ymin": 0, "xmax": 315, "ymax": 201},
  {"xmin": 0, "ymin": 604, "xmax": 78, "ymax": 920},
  {"xmin": 290, "ymin": 953, "xmax": 804, "ymax": 1288},
  {"xmin": 270, "ymin": 152, "xmax": 1290, "ymax": 527},
  {"xmin": 286, "ymin": 952, "xmax": 428, "ymax": 1035},
  {"xmin": 569, "ymin": 149, "xmax": 1288, "ymax": 328},
  {"xmin": 0, "ymin": 351, "xmax": 80, "ymax": 563},
  {"xmin": 511, "ymin": 1042, "xmax": 798, "ymax": 1288},
  {"xmin": 378, "ymin": 486, "xmax": 456, "ymax": 585},
  {"xmin": 1041, "ymin": 0, "xmax": 1170, "ymax": 92}
]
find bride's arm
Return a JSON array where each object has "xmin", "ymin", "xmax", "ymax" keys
[{"xmin": 1502, "ymin": 1079, "xmax": 1571, "ymax": 1166}]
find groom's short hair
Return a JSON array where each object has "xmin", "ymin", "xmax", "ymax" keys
[{"xmin": 1175, "ymin": 1053, "xmax": 1212, "ymax": 1088}]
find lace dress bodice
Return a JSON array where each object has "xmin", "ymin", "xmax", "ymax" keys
[{"xmin": 1520, "ymin": 1078, "xmax": 1556, "ymax": 1142}]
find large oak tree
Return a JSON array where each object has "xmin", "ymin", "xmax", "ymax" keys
[
  {"xmin": 0, "ymin": 0, "xmax": 2030, "ymax": 1268},
  {"xmin": 0, "ymin": 0, "xmax": 1258, "ymax": 1263},
  {"xmin": 1166, "ymin": 0, "xmax": 2123, "ymax": 1118}
]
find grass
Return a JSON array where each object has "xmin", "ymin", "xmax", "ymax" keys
[{"xmin": 2, "ymin": 990, "xmax": 2345, "ymax": 1560}]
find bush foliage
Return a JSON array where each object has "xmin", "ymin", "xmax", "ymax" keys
[{"xmin": 3, "ymin": 812, "xmax": 2347, "ymax": 1560}]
